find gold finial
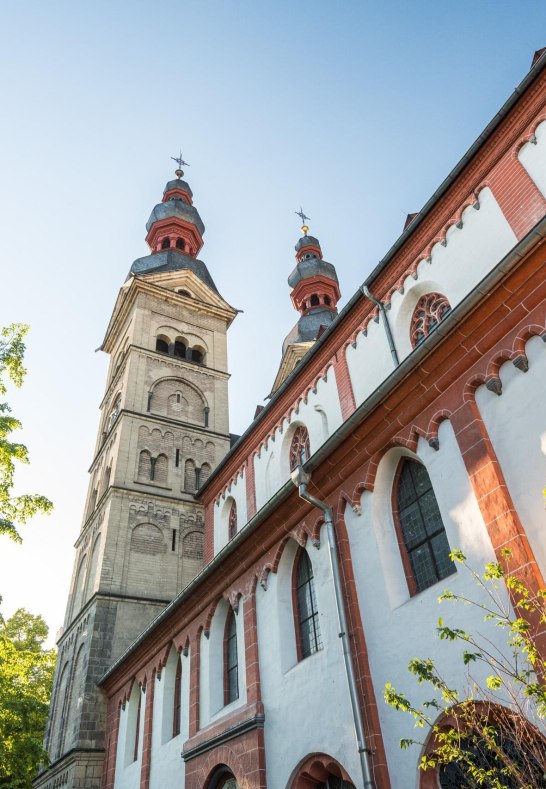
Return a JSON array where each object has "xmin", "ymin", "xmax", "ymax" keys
[
  {"xmin": 295, "ymin": 207, "xmax": 311, "ymax": 236},
  {"xmin": 171, "ymin": 151, "xmax": 190, "ymax": 179}
]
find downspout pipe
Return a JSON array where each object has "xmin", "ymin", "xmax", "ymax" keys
[
  {"xmin": 362, "ymin": 285, "xmax": 399, "ymax": 367},
  {"xmin": 291, "ymin": 466, "xmax": 375, "ymax": 789}
]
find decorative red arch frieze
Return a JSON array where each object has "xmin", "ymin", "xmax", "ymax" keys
[
  {"xmin": 289, "ymin": 752, "xmax": 356, "ymax": 788},
  {"xmin": 426, "ymin": 409, "xmax": 453, "ymax": 448},
  {"xmin": 512, "ymin": 114, "xmax": 546, "ymax": 158}
]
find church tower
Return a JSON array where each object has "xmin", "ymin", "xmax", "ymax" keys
[
  {"xmin": 36, "ymin": 164, "xmax": 237, "ymax": 789},
  {"xmin": 271, "ymin": 213, "xmax": 340, "ymax": 392}
]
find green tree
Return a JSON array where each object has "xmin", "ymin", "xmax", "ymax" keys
[
  {"xmin": 384, "ymin": 550, "xmax": 546, "ymax": 788},
  {"xmin": 0, "ymin": 323, "xmax": 52, "ymax": 542},
  {"xmin": 0, "ymin": 602, "xmax": 56, "ymax": 787}
]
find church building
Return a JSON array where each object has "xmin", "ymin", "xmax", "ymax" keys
[{"xmin": 36, "ymin": 47, "xmax": 546, "ymax": 789}]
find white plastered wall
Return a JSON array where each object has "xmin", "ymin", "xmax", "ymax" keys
[
  {"xmin": 475, "ymin": 335, "xmax": 546, "ymax": 579},
  {"xmin": 256, "ymin": 535, "xmax": 362, "ymax": 789},
  {"xmin": 213, "ymin": 467, "xmax": 248, "ymax": 556},
  {"xmin": 148, "ymin": 647, "xmax": 190, "ymax": 788},
  {"xmin": 518, "ymin": 119, "xmax": 546, "ymax": 197},
  {"xmin": 346, "ymin": 188, "xmax": 517, "ymax": 402},
  {"xmin": 199, "ymin": 597, "xmax": 247, "ymax": 729},
  {"xmin": 114, "ymin": 682, "xmax": 145, "ymax": 789},
  {"xmin": 345, "ymin": 422, "xmax": 515, "ymax": 788},
  {"xmin": 253, "ymin": 367, "xmax": 343, "ymax": 512}
]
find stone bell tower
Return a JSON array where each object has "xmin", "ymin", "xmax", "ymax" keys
[{"xmin": 35, "ymin": 164, "xmax": 237, "ymax": 789}]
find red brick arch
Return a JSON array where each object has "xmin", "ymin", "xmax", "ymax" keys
[{"xmin": 289, "ymin": 752, "xmax": 356, "ymax": 788}]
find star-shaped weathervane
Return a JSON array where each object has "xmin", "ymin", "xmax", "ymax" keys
[{"xmin": 171, "ymin": 151, "xmax": 190, "ymax": 170}]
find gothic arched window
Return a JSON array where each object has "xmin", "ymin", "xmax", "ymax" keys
[
  {"xmin": 294, "ymin": 549, "xmax": 322, "ymax": 659},
  {"xmin": 228, "ymin": 500, "xmax": 237, "ymax": 540},
  {"xmin": 290, "ymin": 426, "xmax": 311, "ymax": 471},
  {"xmin": 394, "ymin": 459, "xmax": 456, "ymax": 593},
  {"xmin": 161, "ymin": 237, "xmax": 171, "ymax": 249},
  {"xmin": 224, "ymin": 608, "xmax": 238, "ymax": 704},
  {"xmin": 175, "ymin": 238, "xmax": 185, "ymax": 250},
  {"xmin": 410, "ymin": 292, "xmax": 451, "ymax": 348},
  {"xmin": 172, "ymin": 659, "xmax": 182, "ymax": 738}
]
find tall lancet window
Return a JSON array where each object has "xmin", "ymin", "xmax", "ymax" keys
[
  {"xmin": 394, "ymin": 459, "xmax": 456, "ymax": 593},
  {"xmin": 224, "ymin": 608, "xmax": 239, "ymax": 704},
  {"xmin": 228, "ymin": 500, "xmax": 237, "ymax": 540},
  {"xmin": 294, "ymin": 549, "xmax": 322, "ymax": 659},
  {"xmin": 172, "ymin": 659, "xmax": 182, "ymax": 737},
  {"xmin": 289, "ymin": 426, "xmax": 311, "ymax": 471}
]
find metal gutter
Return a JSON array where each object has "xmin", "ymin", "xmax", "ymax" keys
[
  {"xmin": 198, "ymin": 51, "xmax": 546, "ymax": 496},
  {"xmin": 99, "ymin": 215, "xmax": 546, "ymax": 686}
]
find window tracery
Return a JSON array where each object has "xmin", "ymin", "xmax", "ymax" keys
[
  {"xmin": 410, "ymin": 292, "xmax": 451, "ymax": 348},
  {"xmin": 289, "ymin": 426, "xmax": 310, "ymax": 471},
  {"xmin": 228, "ymin": 500, "xmax": 237, "ymax": 540}
]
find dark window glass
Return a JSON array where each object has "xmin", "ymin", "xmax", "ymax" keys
[
  {"xmin": 156, "ymin": 338, "xmax": 169, "ymax": 354},
  {"xmin": 161, "ymin": 237, "xmax": 171, "ymax": 249},
  {"xmin": 133, "ymin": 691, "xmax": 141, "ymax": 761},
  {"xmin": 310, "ymin": 294, "xmax": 320, "ymax": 306},
  {"xmin": 191, "ymin": 349, "xmax": 203, "ymax": 364},
  {"xmin": 172, "ymin": 660, "xmax": 182, "ymax": 737},
  {"xmin": 225, "ymin": 609, "xmax": 238, "ymax": 704},
  {"xmin": 175, "ymin": 238, "xmax": 185, "ymax": 250},
  {"xmin": 396, "ymin": 460, "xmax": 456, "ymax": 592},
  {"xmin": 295, "ymin": 550, "xmax": 322, "ymax": 658},
  {"xmin": 324, "ymin": 295, "xmax": 331, "ymax": 306},
  {"xmin": 174, "ymin": 341, "xmax": 186, "ymax": 358}
]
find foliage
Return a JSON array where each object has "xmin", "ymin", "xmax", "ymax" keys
[
  {"xmin": 0, "ymin": 601, "xmax": 56, "ymax": 787},
  {"xmin": 0, "ymin": 323, "xmax": 52, "ymax": 542},
  {"xmin": 384, "ymin": 549, "xmax": 546, "ymax": 787}
]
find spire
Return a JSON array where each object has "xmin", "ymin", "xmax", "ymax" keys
[
  {"xmin": 127, "ymin": 159, "xmax": 219, "ymax": 294},
  {"xmin": 282, "ymin": 213, "xmax": 341, "ymax": 351}
]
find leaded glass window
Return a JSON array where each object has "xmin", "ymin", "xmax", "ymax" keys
[
  {"xmin": 410, "ymin": 292, "xmax": 451, "ymax": 348},
  {"xmin": 290, "ymin": 426, "xmax": 311, "ymax": 471},
  {"xmin": 225, "ymin": 609, "xmax": 238, "ymax": 704},
  {"xmin": 395, "ymin": 459, "xmax": 455, "ymax": 593},
  {"xmin": 295, "ymin": 550, "xmax": 322, "ymax": 658}
]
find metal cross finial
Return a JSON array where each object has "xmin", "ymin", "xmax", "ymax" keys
[
  {"xmin": 171, "ymin": 151, "xmax": 190, "ymax": 169},
  {"xmin": 295, "ymin": 206, "xmax": 310, "ymax": 225}
]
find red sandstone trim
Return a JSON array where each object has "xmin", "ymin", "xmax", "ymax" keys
[{"xmin": 140, "ymin": 673, "xmax": 155, "ymax": 789}]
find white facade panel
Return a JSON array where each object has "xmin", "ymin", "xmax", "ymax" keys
[
  {"xmin": 475, "ymin": 335, "xmax": 546, "ymax": 579},
  {"xmin": 519, "ymin": 120, "xmax": 546, "ymax": 197}
]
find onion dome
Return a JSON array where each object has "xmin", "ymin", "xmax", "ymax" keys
[
  {"xmin": 282, "ymin": 224, "xmax": 341, "ymax": 353},
  {"xmin": 127, "ymin": 164, "xmax": 218, "ymax": 293}
]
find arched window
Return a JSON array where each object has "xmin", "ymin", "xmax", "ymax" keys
[
  {"xmin": 209, "ymin": 769, "xmax": 239, "ymax": 789},
  {"xmin": 177, "ymin": 289, "xmax": 191, "ymax": 298},
  {"xmin": 228, "ymin": 500, "xmax": 237, "ymax": 540},
  {"xmin": 289, "ymin": 426, "xmax": 311, "ymax": 471},
  {"xmin": 154, "ymin": 454, "xmax": 168, "ymax": 486},
  {"xmin": 175, "ymin": 238, "xmax": 185, "ymax": 250},
  {"xmin": 200, "ymin": 462, "xmax": 212, "ymax": 486},
  {"xmin": 294, "ymin": 549, "xmax": 322, "ymax": 659},
  {"xmin": 161, "ymin": 237, "xmax": 171, "ymax": 249},
  {"xmin": 172, "ymin": 659, "xmax": 182, "ymax": 737},
  {"xmin": 108, "ymin": 395, "xmax": 121, "ymax": 430},
  {"xmin": 174, "ymin": 340, "xmax": 186, "ymax": 359},
  {"xmin": 133, "ymin": 689, "xmax": 142, "ymax": 761},
  {"xmin": 184, "ymin": 459, "xmax": 196, "ymax": 492},
  {"xmin": 324, "ymin": 295, "xmax": 332, "ymax": 306},
  {"xmin": 156, "ymin": 337, "xmax": 169, "ymax": 354},
  {"xmin": 138, "ymin": 450, "xmax": 152, "ymax": 480},
  {"xmin": 310, "ymin": 294, "xmax": 320, "ymax": 307},
  {"xmin": 191, "ymin": 348, "xmax": 204, "ymax": 364},
  {"xmin": 394, "ymin": 459, "xmax": 455, "ymax": 593},
  {"xmin": 410, "ymin": 292, "xmax": 451, "ymax": 348},
  {"xmin": 224, "ymin": 608, "xmax": 239, "ymax": 704}
]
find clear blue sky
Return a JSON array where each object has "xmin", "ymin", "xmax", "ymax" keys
[{"xmin": 1, "ymin": 0, "xmax": 544, "ymax": 642}]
